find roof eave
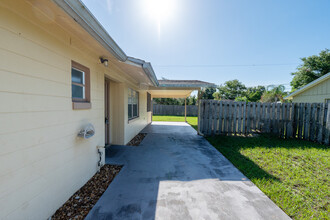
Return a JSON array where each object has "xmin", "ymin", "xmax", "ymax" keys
[
  {"xmin": 284, "ymin": 72, "xmax": 330, "ymax": 99},
  {"xmin": 126, "ymin": 57, "xmax": 159, "ymax": 87},
  {"xmin": 159, "ymin": 83, "xmax": 216, "ymax": 88},
  {"xmin": 52, "ymin": 0, "xmax": 127, "ymax": 62}
]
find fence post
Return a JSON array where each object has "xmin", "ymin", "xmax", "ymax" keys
[
  {"xmin": 271, "ymin": 103, "xmax": 276, "ymax": 133},
  {"xmin": 218, "ymin": 101, "xmax": 223, "ymax": 134},
  {"xmin": 252, "ymin": 102, "xmax": 256, "ymax": 132},
  {"xmin": 233, "ymin": 102, "xmax": 238, "ymax": 135},
  {"xmin": 242, "ymin": 102, "xmax": 246, "ymax": 135},
  {"xmin": 214, "ymin": 101, "xmax": 220, "ymax": 134},
  {"xmin": 324, "ymin": 103, "xmax": 330, "ymax": 145},
  {"xmin": 208, "ymin": 101, "xmax": 214, "ymax": 135},
  {"xmin": 184, "ymin": 98, "xmax": 187, "ymax": 122},
  {"xmin": 198, "ymin": 100, "xmax": 202, "ymax": 135},
  {"xmin": 304, "ymin": 103, "xmax": 311, "ymax": 140},
  {"xmin": 310, "ymin": 103, "xmax": 317, "ymax": 141},
  {"xmin": 237, "ymin": 102, "xmax": 242, "ymax": 135},
  {"xmin": 287, "ymin": 103, "xmax": 293, "ymax": 138},
  {"xmin": 317, "ymin": 103, "xmax": 324, "ymax": 143}
]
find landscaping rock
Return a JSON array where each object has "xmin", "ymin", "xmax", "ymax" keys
[
  {"xmin": 126, "ymin": 133, "xmax": 147, "ymax": 146},
  {"xmin": 52, "ymin": 165, "xmax": 122, "ymax": 220}
]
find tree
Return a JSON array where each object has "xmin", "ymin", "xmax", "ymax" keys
[
  {"xmin": 260, "ymin": 85, "xmax": 287, "ymax": 103},
  {"xmin": 201, "ymin": 87, "xmax": 216, "ymax": 99},
  {"xmin": 153, "ymin": 96, "xmax": 197, "ymax": 105},
  {"xmin": 213, "ymin": 80, "xmax": 246, "ymax": 100},
  {"xmin": 235, "ymin": 96, "xmax": 248, "ymax": 102},
  {"xmin": 153, "ymin": 98, "xmax": 182, "ymax": 105},
  {"xmin": 186, "ymin": 95, "xmax": 197, "ymax": 105},
  {"xmin": 245, "ymin": 86, "xmax": 265, "ymax": 102},
  {"xmin": 291, "ymin": 49, "xmax": 330, "ymax": 91}
]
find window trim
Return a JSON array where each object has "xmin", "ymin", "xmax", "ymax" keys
[
  {"xmin": 71, "ymin": 60, "xmax": 91, "ymax": 109},
  {"xmin": 128, "ymin": 88, "xmax": 139, "ymax": 121}
]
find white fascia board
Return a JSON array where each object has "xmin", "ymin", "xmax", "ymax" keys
[
  {"xmin": 52, "ymin": 0, "xmax": 127, "ymax": 62},
  {"xmin": 159, "ymin": 83, "xmax": 216, "ymax": 88},
  {"xmin": 126, "ymin": 57, "xmax": 159, "ymax": 87}
]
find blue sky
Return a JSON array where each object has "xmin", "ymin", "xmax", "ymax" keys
[{"xmin": 82, "ymin": 0, "xmax": 330, "ymax": 91}]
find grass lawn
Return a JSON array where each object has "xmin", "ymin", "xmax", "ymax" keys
[
  {"xmin": 152, "ymin": 115, "xmax": 198, "ymax": 130},
  {"xmin": 207, "ymin": 134, "xmax": 330, "ymax": 219}
]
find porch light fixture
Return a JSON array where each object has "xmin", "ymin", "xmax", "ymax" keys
[{"xmin": 100, "ymin": 57, "xmax": 109, "ymax": 67}]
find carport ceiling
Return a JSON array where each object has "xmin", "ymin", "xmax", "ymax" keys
[{"xmin": 148, "ymin": 80, "xmax": 215, "ymax": 98}]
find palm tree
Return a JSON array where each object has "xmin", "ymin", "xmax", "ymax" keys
[{"xmin": 261, "ymin": 85, "xmax": 287, "ymax": 102}]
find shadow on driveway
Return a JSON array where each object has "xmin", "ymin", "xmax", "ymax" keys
[{"xmin": 86, "ymin": 122, "xmax": 289, "ymax": 220}]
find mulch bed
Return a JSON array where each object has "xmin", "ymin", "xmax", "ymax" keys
[
  {"xmin": 126, "ymin": 133, "xmax": 147, "ymax": 146},
  {"xmin": 52, "ymin": 165, "xmax": 122, "ymax": 220}
]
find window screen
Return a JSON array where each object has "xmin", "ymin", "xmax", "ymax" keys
[
  {"xmin": 128, "ymin": 88, "xmax": 139, "ymax": 120},
  {"xmin": 147, "ymin": 92, "xmax": 151, "ymax": 112}
]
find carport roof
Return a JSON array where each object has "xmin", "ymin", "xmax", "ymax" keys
[
  {"xmin": 158, "ymin": 80, "xmax": 216, "ymax": 88},
  {"xmin": 148, "ymin": 80, "xmax": 216, "ymax": 98}
]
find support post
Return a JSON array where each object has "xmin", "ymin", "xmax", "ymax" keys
[
  {"xmin": 197, "ymin": 90, "xmax": 201, "ymax": 135},
  {"xmin": 185, "ymin": 98, "xmax": 187, "ymax": 122}
]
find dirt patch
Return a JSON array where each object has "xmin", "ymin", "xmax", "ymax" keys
[
  {"xmin": 126, "ymin": 133, "xmax": 147, "ymax": 146},
  {"xmin": 52, "ymin": 165, "xmax": 122, "ymax": 220}
]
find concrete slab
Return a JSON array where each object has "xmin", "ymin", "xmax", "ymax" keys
[{"xmin": 86, "ymin": 122, "xmax": 290, "ymax": 220}]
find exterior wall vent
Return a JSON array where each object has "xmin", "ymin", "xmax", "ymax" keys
[{"xmin": 78, "ymin": 123, "xmax": 95, "ymax": 139}]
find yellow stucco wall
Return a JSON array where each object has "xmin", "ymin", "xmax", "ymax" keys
[
  {"xmin": 292, "ymin": 77, "xmax": 330, "ymax": 103},
  {"xmin": 0, "ymin": 1, "xmax": 151, "ymax": 219},
  {"xmin": 124, "ymin": 87, "xmax": 149, "ymax": 144},
  {"xmin": 108, "ymin": 82, "xmax": 150, "ymax": 145}
]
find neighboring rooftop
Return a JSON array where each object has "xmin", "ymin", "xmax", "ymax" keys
[
  {"xmin": 158, "ymin": 80, "xmax": 216, "ymax": 88},
  {"xmin": 285, "ymin": 72, "xmax": 330, "ymax": 99}
]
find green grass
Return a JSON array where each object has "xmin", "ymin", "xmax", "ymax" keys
[
  {"xmin": 152, "ymin": 115, "xmax": 198, "ymax": 130},
  {"xmin": 207, "ymin": 134, "xmax": 330, "ymax": 219}
]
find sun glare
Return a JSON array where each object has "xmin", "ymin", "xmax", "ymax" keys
[{"xmin": 144, "ymin": 0, "xmax": 175, "ymax": 22}]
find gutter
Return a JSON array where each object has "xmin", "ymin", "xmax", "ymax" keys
[
  {"xmin": 52, "ymin": 0, "xmax": 127, "ymax": 61},
  {"xmin": 52, "ymin": 0, "xmax": 159, "ymax": 87},
  {"xmin": 126, "ymin": 57, "xmax": 159, "ymax": 87},
  {"xmin": 158, "ymin": 83, "xmax": 216, "ymax": 88}
]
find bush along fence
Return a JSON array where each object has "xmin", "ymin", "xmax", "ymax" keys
[
  {"xmin": 199, "ymin": 100, "xmax": 330, "ymax": 145},
  {"xmin": 153, "ymin": 104, "xmax": 198, "ymax": 116}
]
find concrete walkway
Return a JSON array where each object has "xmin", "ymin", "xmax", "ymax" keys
[{"xmin": 86, "ymin": 122, "xmax": 290, "ymax": 220}]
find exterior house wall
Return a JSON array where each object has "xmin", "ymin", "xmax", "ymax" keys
[
  {"xmin": 108, "ymin": 81, "xmax": 125, "ymax": 145},
  {"xmin": 123, "ymin": 85, "xmax": 150, "ymax": 144},
  {"xmin": 0, "ymin": 1, "xmax": 150, "ymax": 219},
  {"xmin": 292, "ymin": 78, "xmax": 330, "ymax": 103}
]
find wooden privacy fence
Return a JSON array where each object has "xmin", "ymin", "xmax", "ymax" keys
[
  {"xmin": 153, "ymin": 104, "xmax": 198, "ymax": 116},
  {"xmin": 199, "ymin": 100, "xmax": 330, "ymax": 145}
]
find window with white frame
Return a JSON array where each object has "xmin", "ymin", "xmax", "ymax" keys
[
  {"xmin": 72, "ymin": 67, "xmax": 85, "ymax": 100},
  {"xmin": 71, "ymin": 61, "xmax": 91, "ymax": 109},
  {"xmin": 128, "ymin": 88, "xmax": 139, "ymax": 120}
]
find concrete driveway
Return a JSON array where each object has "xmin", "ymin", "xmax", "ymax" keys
[{"xmin": 86, "ymin": 122, "xmax": 290, "ymax": 220}]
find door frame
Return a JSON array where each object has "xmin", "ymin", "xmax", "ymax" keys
[{"xmin": 104, "ymin": 78, "xmax": 110, "ymax": 145}]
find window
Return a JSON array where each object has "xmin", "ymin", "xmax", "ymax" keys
[
  {"xmin": 71, "ymin": 61, "xmax": 91, "ymax": 109},
  {"xmin": 147, "ymin": 92, "xmax": 151, "ymax": 112},
  {"xmin": 128, "ymin": 88, "xmax": 139, "ymax": 120}
]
